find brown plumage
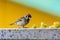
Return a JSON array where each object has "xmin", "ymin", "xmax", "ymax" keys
[{"xmin": 10, "ymin": 13, "xmax": 32, "ymax": 28}]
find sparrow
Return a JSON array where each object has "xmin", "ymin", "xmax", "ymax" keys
[{"xmin": 10, "ymin": 13, "xmax": 32, "ymax": 28}]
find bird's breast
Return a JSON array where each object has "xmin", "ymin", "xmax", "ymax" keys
[{"xmin": 16, "ymin": 21, "xmax": 26, "ymax": 26}]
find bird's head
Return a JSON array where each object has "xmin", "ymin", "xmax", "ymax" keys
[{"xmin": 24, "ymin": 13, "xmax": 32, "ymax": 19}]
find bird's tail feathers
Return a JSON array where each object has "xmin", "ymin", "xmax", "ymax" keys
[{"xmin": 10, "ymin": 23, "xmax": 14, "ymax": 25}]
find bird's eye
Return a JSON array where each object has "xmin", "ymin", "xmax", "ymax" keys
[
  {"xmin": 26, "ymin": 16, "xmax": 28, "ymax": 18},
  {"xmin": 26, "ymin": 16, "xmax": 27, "ymax": 17}
]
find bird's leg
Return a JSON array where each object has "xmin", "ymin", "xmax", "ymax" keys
[
  {"xmin": 23, "ymin": 26, "xmax": 25, "ymax": 28},
  {"xmin": 23, "ymin": 26, "xmax": 28, "ymax": 28}
]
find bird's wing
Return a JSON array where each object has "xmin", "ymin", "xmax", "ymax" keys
[
  {"xmin": 15, "ymin": 17, "xmax": 26, "ymax": 23},
  {"xmin": 10, "ymin": 17, "xmax": 25, "ymax": 25}
]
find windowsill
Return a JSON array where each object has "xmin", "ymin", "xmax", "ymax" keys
[{"xmin": 0, "ymin": 28, "xmax": 60, "ymax": 39}]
